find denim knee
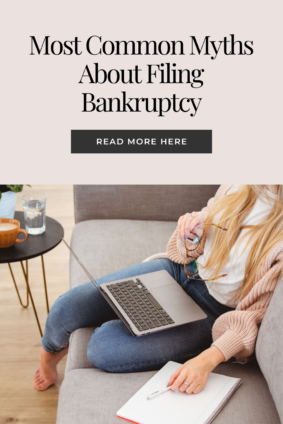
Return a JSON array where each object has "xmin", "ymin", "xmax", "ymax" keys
[
  {"xmin": 86, "ymin": 328, "xmax": 111, "ymax": 371},
  {"xmin": 50, "ymin": 295, "xmax": 75, "ymax": 327},
  {"xmin": 86, "ymin": 322, "xmax": 128, "ymax": 372}
]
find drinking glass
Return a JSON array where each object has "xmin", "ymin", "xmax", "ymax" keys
[{"xmin": 22, "ymin": 192, "xmax": 46, "ymax": 235}]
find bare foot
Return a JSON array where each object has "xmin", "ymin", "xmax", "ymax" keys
[{"xmin": 34, "ymin": 346, "xmax": 69, "ymax": 391}]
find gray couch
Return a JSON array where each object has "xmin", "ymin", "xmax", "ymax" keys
[{"xmin": 56, "ymin": 185, "xmax": 282, "ymax": 424}]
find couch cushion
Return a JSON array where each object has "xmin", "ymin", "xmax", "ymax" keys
[
  {"xmin": 57, "ymin": 362, "xmax": 280, "ymax": 424},
  {"xmin": 65, "ymin": 328, "xmax": 95, "ymax": 374},
  {"xmin": 74, "ymin": 185, "xmax": 220, "ymax": 223},
  {"xmin": 63, "ymin": 328, "xmax": 280, "ymax": 424},
  {"xmin": 256, "ymin": 277, "xmax": 283, "ymax": 422},
  {"xmin": 70, "ymin": 219, "xmax": 176, "ymax": 288}
]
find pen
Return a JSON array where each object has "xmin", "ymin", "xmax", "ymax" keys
[{"xmin": 147, "ymin": 386, "xmax": 171, "ymax": 400}]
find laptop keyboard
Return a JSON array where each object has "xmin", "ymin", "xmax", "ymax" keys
[{"xmin": 106, "ymin": 279, "xmax": 175, "ymax": 332}]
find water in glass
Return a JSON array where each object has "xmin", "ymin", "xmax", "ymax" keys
[{"xmin": 23, "ymin": 199, "xmax": 46, "ymax": 234}]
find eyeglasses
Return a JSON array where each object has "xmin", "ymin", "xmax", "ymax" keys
[{"xmin": 184, "ymin": 223, "xmax": 228, "ymax": 281}]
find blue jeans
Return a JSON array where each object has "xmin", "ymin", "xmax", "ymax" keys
[{"xmin": 42, "ymin": 259, "xmax": 233, "ymax": 373}]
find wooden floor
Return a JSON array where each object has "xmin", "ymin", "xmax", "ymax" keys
[{"xmin": 0, "ymin": 186, "xmax": 74, "ymax": 424}]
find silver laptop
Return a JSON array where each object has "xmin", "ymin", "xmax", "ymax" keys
[{"xmin": 62, "ymin": 239, "xmax": 207, "ymax": 337}]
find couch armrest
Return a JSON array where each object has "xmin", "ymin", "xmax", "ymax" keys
[
  {"xmin": 74, "ymin": 185, "xmax": 219, "ymax": 224},
  {"xmin": 256, "ymin": 277, "xmax": 283, "ymax": 422}
]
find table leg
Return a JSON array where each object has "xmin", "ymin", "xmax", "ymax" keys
[
  {"xmin": 8, "ymin": 258, "xmax": 49, "ymax": 338},
  {"xmin": 8, "ymin": 263, "xmax": 29, "ymax": 308},
  {"xmin": 20, "ymin": 261, "xmax": 43, "ymax": 338},
  {"xmin": 41, "ymin": 255, "xmax": 49, "ymax": 314}
]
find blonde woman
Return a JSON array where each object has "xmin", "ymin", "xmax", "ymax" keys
[{"xmin": 34, "ymin": 185, "xmax": 283, "ymax": 393}]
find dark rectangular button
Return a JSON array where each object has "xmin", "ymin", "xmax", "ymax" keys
[{"xmin": 71, "ymin": 130, "xmax": 212, "ymax": 154}]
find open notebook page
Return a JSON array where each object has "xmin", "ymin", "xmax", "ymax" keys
[{"xmin": 117, "ymin": 361, "xmax": 241, "ymax": 424}]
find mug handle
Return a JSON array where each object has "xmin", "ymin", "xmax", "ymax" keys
[{"xmin": 15, "ymin": 229, "xmax": 28, "ymax": 243}]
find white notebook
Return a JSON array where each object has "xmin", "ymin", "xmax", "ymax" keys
[{"xmin": 117, "ymin": 361, "xmax": 241, "ymax": 424}]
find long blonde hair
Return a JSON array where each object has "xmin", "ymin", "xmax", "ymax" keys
[{"xmin": 202, "ymin": 185, "xmax": 283, "ymax": 301}]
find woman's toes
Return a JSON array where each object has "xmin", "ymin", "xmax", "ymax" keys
[
  {"xmin": 34, "ymin": 371, "xmax": 41, "ymax": 380},
  {"xmin": 36, "ymin": 380, "xmax": 54, "ymax": 391},
  {"xmin": 34, "ymin": 380, "xmax": 40, "ymax": 389}
]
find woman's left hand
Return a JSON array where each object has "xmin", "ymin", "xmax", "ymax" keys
[{"xmin": 168, "ymin": 347, "xmax": 225, "ymax": 395}]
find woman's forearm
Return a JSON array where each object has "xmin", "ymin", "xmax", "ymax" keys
[{"xmin": 199, "ymin": 346, "xmax": 225, "ymax": 370}]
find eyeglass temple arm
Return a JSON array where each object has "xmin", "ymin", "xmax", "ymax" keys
[
  {"xmin": 206, "ymin": 273, "xmax": 228, "ymax": 281},
  {"xmin": 187, "ymin": 274, "xmax": 228, "ymax": 282},
  {"xmin": 204, "ymin": 223, "xmax": 228, "ymax": 231}
]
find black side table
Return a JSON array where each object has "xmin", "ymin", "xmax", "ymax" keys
[{"xmin": 0, "ymin": 211, "xmax": 64, "ymax": 337}]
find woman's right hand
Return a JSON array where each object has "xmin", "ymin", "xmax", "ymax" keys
[{"xmin": 178, "ymin": 213, "xmax": 204, "ymax": 242}]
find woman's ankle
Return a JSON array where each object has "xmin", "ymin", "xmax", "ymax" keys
[{"xmin": 40, "ymin": 346, "xmax": 69, "ymax": 366}]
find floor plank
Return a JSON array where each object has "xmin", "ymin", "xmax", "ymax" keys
[{"xmin": 0, "ymin": 185, "xmax": 74, "ymax": 424}]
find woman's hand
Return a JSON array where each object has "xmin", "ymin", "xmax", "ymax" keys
[
  {"xmin": 168, "ymin": 347, "xmax": 225, "ymax": 395},
  {"xmin": 178, "ymin": 213, "xmax": 204, "ymax": 242}
]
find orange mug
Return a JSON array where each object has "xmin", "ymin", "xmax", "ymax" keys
[{"xmin": 0, "ymin": 218, "xmax": 28, "ymax": 248}]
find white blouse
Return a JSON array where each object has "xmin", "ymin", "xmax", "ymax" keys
[{"xmin": 198, "ymin": 185, "xmax": 276, "ymax": 308}]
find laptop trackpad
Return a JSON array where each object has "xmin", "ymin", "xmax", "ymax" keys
[{"xmin": 151, "ymin": 285, "xmax": 192, "ymax": 308}]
